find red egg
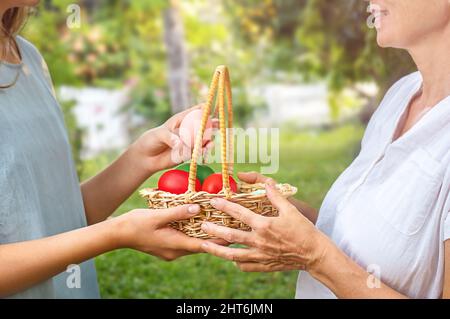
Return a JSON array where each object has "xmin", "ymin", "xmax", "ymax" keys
[
  {"xmin": 158, "ymin": 169, "xmax": 201, "ymax": 194},
  {"xmin": 202, "ymin": 173, "xmax": 238, "ymax": 194}
]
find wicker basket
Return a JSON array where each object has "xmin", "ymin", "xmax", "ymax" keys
[{"xmin": 140, "ymin": 65, "xmax": 297, "ymax": 238}]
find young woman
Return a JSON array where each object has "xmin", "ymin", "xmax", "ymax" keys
[
  {"xmin": 0, "ymin": 1, "xmax": 217, "ymax": 298},
  {"xmin": 201, "ymin": 0, "xmax": 450, "ymax": 298}
]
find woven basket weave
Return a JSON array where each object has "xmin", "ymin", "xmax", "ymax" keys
[{"xmin": 140, "ymin": 66, "xmax": 297, "ymax": 238}]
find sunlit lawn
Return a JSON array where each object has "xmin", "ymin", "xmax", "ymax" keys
[{"xmin": 81, "ymin": 124, "xmax": 364, "ymax": 298}]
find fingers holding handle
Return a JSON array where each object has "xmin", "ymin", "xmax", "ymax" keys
[{"xmin": 237, "ymin": 171, "xmax": 276, "ymax": 186}]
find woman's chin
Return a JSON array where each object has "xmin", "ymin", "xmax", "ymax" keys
[
  {"xmin": 376, "ymin": 32, "xmax": 394, "ymax": 48},
  {"xmin": 25, "ymin": 0, "xmax": 41, "ymax": 6}
]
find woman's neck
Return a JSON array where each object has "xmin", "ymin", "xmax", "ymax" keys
[{"xmin": 408, "ymin": 24, "xmax": 450, "ymax": 106}]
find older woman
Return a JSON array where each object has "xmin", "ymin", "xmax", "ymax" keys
[{"xmin": 201, "ymin": 0, "xmax": 450, "ymax": 298}]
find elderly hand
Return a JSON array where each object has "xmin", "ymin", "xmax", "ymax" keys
[
  {"xmin": 238, "ymin": 171, "xmax": 319, "ymax": 224},
  {"xmin": 200, "ymin": 183, "xmax": 330, "ymax": 272},
  {"xmin": 236, "ymin": 171, "xmax": 277, "ymax": 186}
]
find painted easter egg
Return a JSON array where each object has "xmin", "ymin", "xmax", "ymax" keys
[
  {"xmin": 202, "ymin": 173, "xmax": 238, "ymax": 194},
  {"xmin": 158, "ymin": 169, "xmax": 201, "ymax": 194},
  {"xmin": 176, "ymin": 162, "xmax": 215, "ymax": 184}
]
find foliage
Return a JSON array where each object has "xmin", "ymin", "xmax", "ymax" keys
[
  {"xmin": 224, "ymin": 0, "xmax": 306, "ymax": 43},
  {"xmin": 22, "ymin": 0, "xmax": 418, "ymax": 125},
  {"xmin": 60, "ymin": 99, "xmax": 84, "ymax": 176},
  {"xmin": 24, "ymin": 1, "xmax": 267, "ymax": 128},
  {"xmin": 296, "ymin": 0, "xmax": 416, "ymax": 95},
  {"xmin": 125, "ymin": 84, "xmax": 172, "ymax": 131},
  {"xmin": 222, "ymin": 0, "xmax": 417, "ymax": 120},
  {"xmin": 24, "ymin": 0, "xmax": 80, "ymax": 86}
]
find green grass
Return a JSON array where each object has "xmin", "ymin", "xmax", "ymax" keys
[{"xmin": 82, "ymin": 124, "xmax": 364, "ymax": 298}]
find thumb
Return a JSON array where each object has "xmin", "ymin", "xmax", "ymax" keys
[
  {"xmin": 157, "ymin": 128, "xmax": 182, "ymax": 149},
  {"xmin": 155, "ymin": 204, "xmax": 201, "ymax": 227},
  {"xmin": 157, "ymin": 128, "xmax": 190, "ymax": 164},
  {"xmin": 237, "ymin": 171, "xmax": 276, "ymax": 186},
  {"xmin": 265, "ymin": 183, "xmax": 292, "ymax": 214}
]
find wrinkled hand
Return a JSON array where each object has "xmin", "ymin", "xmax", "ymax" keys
[
  {"xmin": 237, "ymin": 171, "xmax": 277, "ymax": 187},
  {"xmin": 238, "ymin": 171, "xmax": 317, "ymax": 224},
  {"xmin": 200, "ymin": 184, "xmax": 328, "ymax": 272},
  {"xmin": 131, "ymin": 104, "xmax": 218, "ymax": 174},
  {"xmin": 116, "ymin": 204, "xmax": 226, "ymax": 261}
]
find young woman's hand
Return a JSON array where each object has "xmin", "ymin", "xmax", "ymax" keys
[
  {"xmin": 81, "ymin": 104, "xmax": 218, "ymax": 224},
  {"xmin": 130, "ymin": 104, "xmax": 216, "ymax": 175},
  {"xmin": 200, "ymin": 184, "xmax": 328, "ymax": 271},
  {"xmin": 115, "ymin": 204, "xmax": 225, "ymax": 261}
]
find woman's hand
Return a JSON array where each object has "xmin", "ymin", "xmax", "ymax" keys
[
  {"xmin": 237, "ymin": 171, "xmax": 277, "ymax": 185},
  {"xmin": 237, "ymin": 171, "xmax": 319, "ymax": 224},
  {"xmin": 130, "ymin": 104, "xmax": 216, "ymax": 176},
  {"xmin": 0, "ymin": 204, "xmax": 224, "ymax": 296},
  {"xmin": 200, "ymin": 183, "xmax": 329, "ymax": 271},
  {"xmin": 199, "ymin": 187, "xmax": 411, "ymax": 298},
  {"xmin": 81, "ymin": 104, "xmax": 217, "ymax": 224},
  {"xmin": 115, "ymin": 204, "xmax": 225, "ymax": 261}
]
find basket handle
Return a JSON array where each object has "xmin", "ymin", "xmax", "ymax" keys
[{"xmin": 188, "ymin": 66, "xmax": 234, "ymax": 197}]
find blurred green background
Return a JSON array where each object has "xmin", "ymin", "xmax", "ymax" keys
[{"xmin": 21, "ymin": 0, "xmax": 415, "ymax": 298}]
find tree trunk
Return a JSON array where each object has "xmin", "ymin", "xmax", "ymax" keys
[
  {"xmin": 81, "ymin": 0, "xmax": 98, "ymax": 13},
  {"xmin": 163, "ymin": 0, "xmax": 190, "ymax": 114}
]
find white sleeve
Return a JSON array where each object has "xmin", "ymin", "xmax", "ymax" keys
[
  {"xmin": 444, "ymin": 211, "xmax": 450, "ymax": 242},
  {"xmin": 444, "ymin": 167, "xmax": 450, "ymax": 242}
]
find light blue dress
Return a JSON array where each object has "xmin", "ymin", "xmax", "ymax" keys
[{"xmin": 0, "ymin": 36, "xmax": 99, "ymax": 298}]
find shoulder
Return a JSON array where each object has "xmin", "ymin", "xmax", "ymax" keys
[
  {"xmin": 16, "ymin": 36, "xmax": 50, "ymax": 75},
  {"xmin": 16, "ymin": 36, "xmax": 56, "ymax": 96},
  {"xmin": 15, "ymin": 36, "xmax": 44, "ymax": 62}
]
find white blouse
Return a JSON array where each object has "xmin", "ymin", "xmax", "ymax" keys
[{"xmin": 296, "ymin": 72, "xmax": 450, "ymax": 299}]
